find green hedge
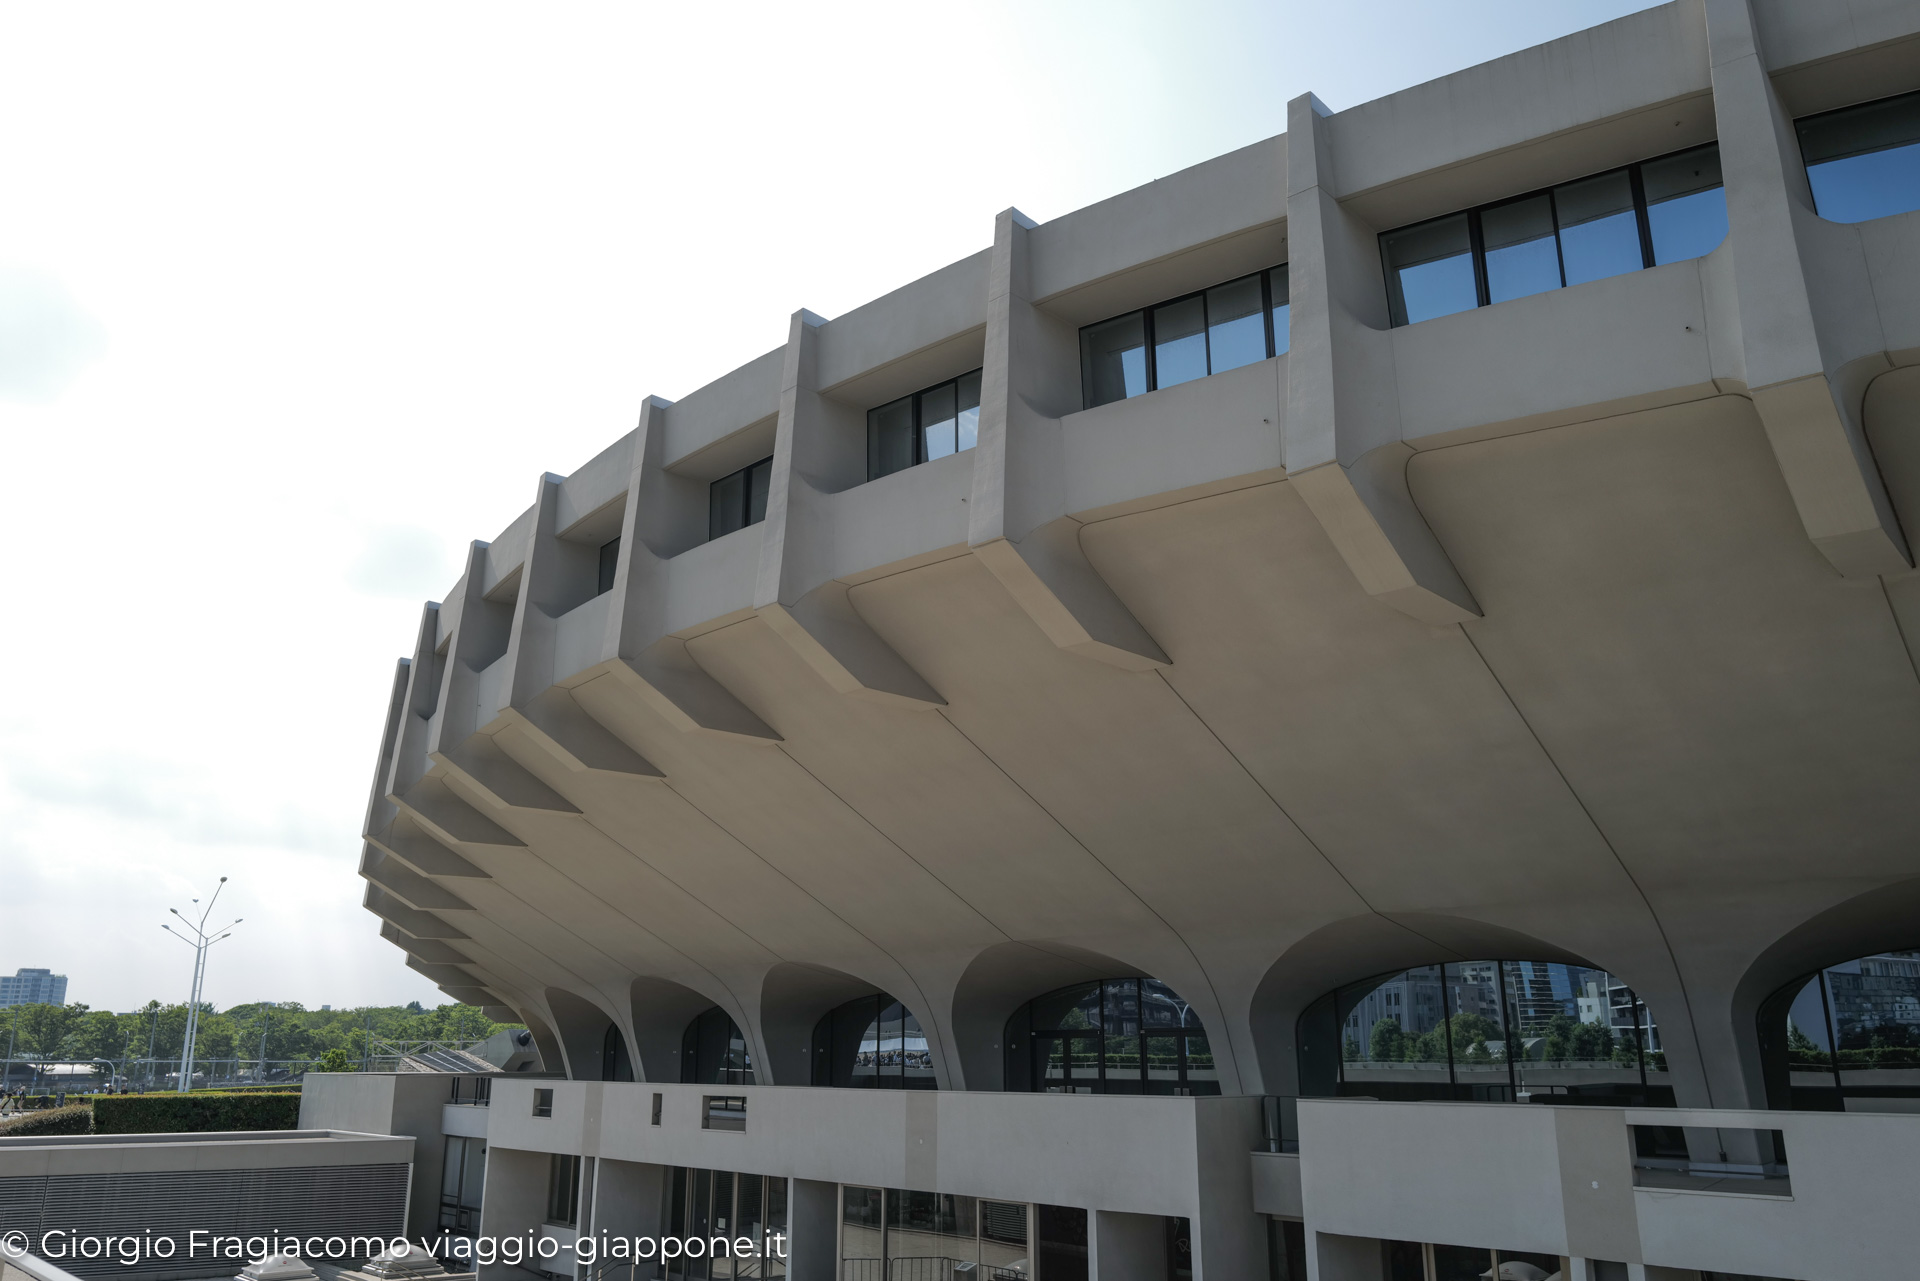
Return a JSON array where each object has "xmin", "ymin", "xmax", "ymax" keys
[
  {"xmin": 92, "ymin": 1092, "xmax": 301, "ymax": 1135},
  {"xmin": 0, "ymin": 1104, "xmax": 92, "ymax": 1137}
]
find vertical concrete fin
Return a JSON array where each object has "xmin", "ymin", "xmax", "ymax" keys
[
  {"xmin": 432, "ymin": 541, "xmax": 517, "ymax": 753},
  {"xmin": 385, "ymin": 602, "xmax": 443, "ymax": 802},
  {"xmin": 1705, "ymin": 0, "xmax": 1911, "ymax": 575},
  {"xmin": 503, "ymin": 473, "xmax": 579, "ymax": 713},
  {"xmin": 971, "ymin": 206, "xmax": 1171, "ymax": 670},
  {"xmin": 1284, "ymin": 92, "xmax": 1481, "ymax": 624},
  {"xmin": 603, "ymin": 396, "xmax": 782, "ymax": 742},
  {"xmin": 754, "ymin": 310, "xmax": 947, "ymax": 706},
  {"xmin": 366, "ymin": 654, "xmax": 413, "ymax": 843}
]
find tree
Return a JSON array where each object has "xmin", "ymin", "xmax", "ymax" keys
[
  {"xmin": 314, "ymin": 1047, "xmax": 355, "ymax": 1074},
  {"xmin": 1787, "ymin": 1023, "xmax": 1829, "ymax": 1066},
  {"xmin": 1368, "ymin": 1018, "xmax": 1405, "ymax": 1063}
]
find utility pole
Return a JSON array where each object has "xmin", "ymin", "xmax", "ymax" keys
[
  {"xmin": 257, "ymin": 1004, "xmax": 272, "ymax": 1083},
  {"xmin": 145, "ymin": 1003, "xmax": 160, "ymax": 1091},
  {"xmin": 162, "ymin": 877, "xmax": 243, "ymax": 1093}
]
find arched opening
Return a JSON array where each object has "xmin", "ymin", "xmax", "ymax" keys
[
  {"xmin": 629, "ymin": 977, "xmax": 728, "ymax": 1084},
  {"xmin": 601, "ymin": 1023, "xmax": 634, "ymax": 1082},
  {"xmin": 544, "ymin": 988, "xmax": 625, "ymax": 1082},
  {"xmin": 1004, "ymin": 978, "xmax": 1219, "ymax": 1095},
  {"xmin": 811, "ymin": 993, "xmax": 935, "ymax": 1089},
  {"xmin": 1297, "ymin": 959, "xmax": 1672, "ymax": 1106},
  {"xmin": 682, "ymin": 1006, "xmax": 754, "ymax": 1085},
  {"xmin": 1761, "ymin": 948, "xmax": 1920, "ymax": 1111}
]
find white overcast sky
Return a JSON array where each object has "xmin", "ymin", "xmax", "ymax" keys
[{"xmin": 0, "ymin": 1, "xmax": 1661, "ymax": 1014}]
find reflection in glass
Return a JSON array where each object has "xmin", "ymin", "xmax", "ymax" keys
[
  {"xmin": 1643, "ymin": 143, "xmax": 1728, "ymax": 264},
  {"xmin": 956, "ymin": 370, "xmax": 982, "ymax": 453},
  {"xmin": 1152, "ymin": 295, "xmax": 1209, "ymax": 388},
  {"xmin": 1206, "ymin": 274, "xmax": 1269, "ymax": 373},
  {"xmin": 682, "ymin": 1006, "xmax": 754, "ymax": 1085},
  {"xmin": 840, "ymin": 1186, "xmax": 883, "ymax": 1275},
  {"xmin": 1798, "ymin": 90, "xmax": 1920, "ymax": 224},
  {"xmin": 1081, "ymin": 311, "xmax": 1149, "ymax": 408},
  {"xmin": 812, "ymin": 992, "xmax": 937, "ymax": 1090},
  {"xmin": 1482, "ymin": 194, "xmax": 1561, "ymax": 303},
  {"xmin": 1270, "ymin": 263, "xmax": 1291, "ymax": 355},
  {"xmin": 1555, "ymin": 169, "xmax": 1643, "ymax": 286},
  {"xmin": 1381, "ymin": 143, "xmax": 1727, "ymax": 326},
  {"xmin": 865, "ymin": 370, "xmax": 984, "ymax": 481},
  {"xmin": 709, "ymin": 456, "xmax": 775, "ymax": 542},
  {"xmin": 1780, "ymin": 949, "xmax": 1920, "ymax": 1106},
  {"xmin": 1382, "ymin": 213, "xmax": 1478, "ymax": 326},
  {"xmin": 919, "ymin": 382, "xmax": 958, "ymax": 461},
  {"xmin": 1323, "ymin": 959, "xmax": 1667, "ymax": 1105},
  {"xmin": 1007, "ymin": 977, "xmax": 1219, "ymax": 1095}
]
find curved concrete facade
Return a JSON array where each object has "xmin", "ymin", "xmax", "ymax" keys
[{"xmin": 355, "ymin": 2, "xmax": 1920, "ymax": 1274}]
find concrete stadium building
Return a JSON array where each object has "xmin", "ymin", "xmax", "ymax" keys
[{"xmin": 346, "ymin": 1, "xmax": 1920, "ymax": 1276}]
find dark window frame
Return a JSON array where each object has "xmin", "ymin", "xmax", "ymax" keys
[
  {"xmin": 545, "ymin": 1152, "xmax": 580, "ymax": 1226},
  {"xmin": 1078, "ymin": 264, "xmax": 1291, "ymax": 410},
  {"xmin": 811, "ymin": 991, "xmax": 938, "ymax": 1091},
  {"xmin": 1382, "ymin": 141, "xmax": 1723, "ymax": 326},
  {"xmin": 865, "ymin": 368, "xmax": 985, "ymax": 482},
  {"xmin": 708, "ymin": 455, "xmax": 774, "ymax": 542},
  {"xmin": 1004, "ymin": 976, "xmax": 1221, "ymax": 1097},
  {"xmin": 530, "ymin": 1087, "xmax": 553, "ymax": 1118},
  {"xmin": 595, "ymin": 537, "xmax": 620, "ymax": 595}
]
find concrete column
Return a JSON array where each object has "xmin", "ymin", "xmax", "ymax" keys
[
  {"xmin": 1093, "ymin": 1211, "xmax": 1167, "ymax": 1281},
  {"xmin": 602, "ymin": 395, "xmax": 781, "ymax": 742},
  {"xmin": 753, "ymin": 309, "xmax": 946, "ymax": 709},
  {"xmin": 785, "ymin": 1178, "xmax": 838, "ymax": 1281},
  {"xmin": 1703, "ymin": 0, "xmax": 1911, "ymax": 576},
  {"xmin": 1283, "ymin": 93, "xmax": 1479, "ymax": 627},
  {"xmin": 478, "ymin": 1147, "xmax": 552, "ymax": 1281},
  {"xmin": 1192, "ymin": 1098, "xmax": 1268, "ymax": 1280},
  {"xmin": 969, "ymin": 206, "xmax": 1170, "ymax": 671}
]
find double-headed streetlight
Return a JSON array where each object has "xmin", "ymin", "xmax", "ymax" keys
[{"xmin": 162, "ymin": 877, "xmax": 242, "ymax": 1093}]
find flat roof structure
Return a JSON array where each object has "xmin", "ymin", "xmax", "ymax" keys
[{"xmin": 347, "ymin": 1, "xmax": 1920, "ymax": 1274}]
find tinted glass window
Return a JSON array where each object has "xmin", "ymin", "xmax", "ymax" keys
[
  {"xmin": 1152, "ymin": 295, "xmax": 1209, "ymax": 388},
  {"xmin": 1008, "ymin": 977, "xmax": 1219, "ymax": 1096},
  {"xmin": 1642, "ymin": 143, "xmax": 1728, "ymax": 263},
  {"xmin": 1799, "ymin": 90, "xmax": 1920, "ymax": 223},
  {"xmin": 956, "ymin": 369, "xmax": 982, "ymax": 453},
  {"xmin": 1206, "ymin": 274, "xmax": 1268, "ymax": 373},
  {"xmin": 920, "ymin": 381, "xmax": 958, "ymax": 461},
  {"xmin": 865, "ymin": 370, "xmax": 984, "ymax": 480},
  {"xmin": 1382, "ymin": 213, "xmax": 1477, "ymax": 326},
  {"xmin": 1081, "ymin": 311, "xmax": 1149, "ymax": 408},
  {"xmin": 1381, "ymin": 144, "xmax": 1725, "ymax": 326},
  {"xmin": 868, "ymin": 394, "xmax": 915, "ymax": 479},
  {"xmin": 812, "ymin": 991, "xmax": 937, "ymax": 1089},
  {"xmin": 1555, "ymin": 169, "xmax": 1643, "ymax": 286},
  {"xmin": 1482, "ymin": 194, "xmax": 1561, "ymax": 303},
  {"xmin": 708, "ymin": 456, "xmax": 774, "ymax": 542},
  {"xmin": 1270, "ymin": 263, "xmax": 1291, "ymax": 355},
  {"xmin": 596, "ymin": 537, "xmax": 619, "ymax": 595}
]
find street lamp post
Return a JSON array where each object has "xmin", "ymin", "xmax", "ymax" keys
[{"xmin": 162, "ymin": 877, "xmax": 242, "ymax": 1094}]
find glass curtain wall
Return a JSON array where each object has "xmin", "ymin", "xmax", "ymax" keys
[
  {"xmin": 663, "ymin": 1167, "xmax": 789, "ymax": 1280},
  {"xmin": 1381, "ymin": 142, "xmax": 1726, "ymax": 326},
  {"xmin": 709, "ymin": 456, "xmax": 774, "ymax": 541},
  {"xmin": 1798, "ymin": 90, "xmax": 1920, "ymax": 223},
  {"xmin": 603, "ymin": 1023, "xmax": 635, "ymax": 1082},
  {"xmin": 839, "ymin": 1188, "xmax": 1029, "ymax": 1281},
  {"xmin": 867, "ymin": 370, "xmax": 984, "ymax": 481},
  {"xmin": 1776, "ymin": 949, "xmax": 1920, "ymax": 1108},
  {"xmin": 1079, "ymin": 264, "xmax": 1290, "ymax": 409},
  {"xmin": 438, "ymin": 1135, "xmax": 486, "ymax": 1237},
  {"xmin": 1003, "ymin": 978, "xmax": 1220, "ymax": 1095},
  {"xmin": 682, "ymin": 1006, "xmax": 755, "ymax": 1086},
  {"xmin": 1302, "ymin": 960, "xmax": 1670, "ymax": 1104},
  {"xmin": 811, "ymin": 993, "xmax": 936, "ymax": 1089}
]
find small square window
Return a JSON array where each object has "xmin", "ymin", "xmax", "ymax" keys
[
  {"xmin": 532, "ymin": 1088, "xmax": 554, "ymax": 1118},
  {"xmin": 702, "ymin": 1094, "xmax": 746, "ymax": 1132}
]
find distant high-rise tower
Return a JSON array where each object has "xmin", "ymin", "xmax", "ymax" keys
[{"xmin": 0, "ymin": 968, "xmax": 69, "ymax": 1008}]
